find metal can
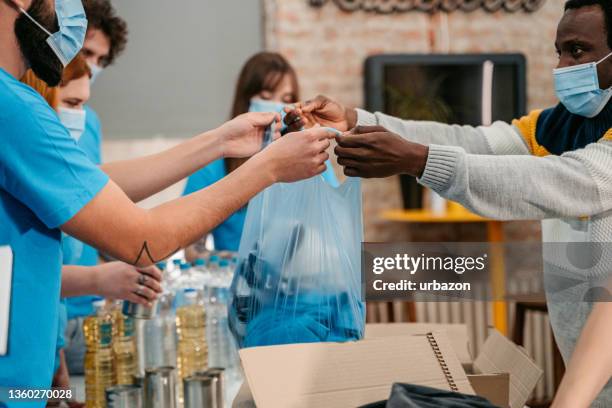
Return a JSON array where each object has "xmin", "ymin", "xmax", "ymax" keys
[
  {"xmin": 106, "ymin": 385, "xmax": 143, "ymax": 408},
  {"xmin": 123, "ymin": 300, "xmax": 158, "ymax": 320},
  {"xmin": 196, "ymin": 368, "xmax": 225, "ymax": 408},
  {"xmin": 183, "ymin": 375, "xmax": 218, "ymax": 408},
  {"xmin": 144, "ymin": 366, "xmax": 177, "ymax": 408}
]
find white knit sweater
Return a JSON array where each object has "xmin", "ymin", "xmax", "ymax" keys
[{"xmin": 357, "ymin": 108, "xmax": 612, "ymax": 406}]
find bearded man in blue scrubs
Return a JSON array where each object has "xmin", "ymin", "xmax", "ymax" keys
[{"xmin": 0, "ymin": 0, "xmax": 335, "ymax": 404}]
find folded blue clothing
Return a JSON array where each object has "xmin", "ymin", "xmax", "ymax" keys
[{"xmin": 241, "ymin": 294, "xmax": 364, "ymax": 347}]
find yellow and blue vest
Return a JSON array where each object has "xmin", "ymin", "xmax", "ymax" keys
[{"xmin": 513, "ymin": 102, "xmax": 612, "ymax": 157}]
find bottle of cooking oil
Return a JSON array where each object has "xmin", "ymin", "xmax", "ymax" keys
[
  {"xmin": 111, "ymin": 302, "xmax": 136, "ymax": 385},
  {"xmin": 176, "ymin": 288, "xmax": 207, "ymax": 404},
  {"xmin": 84, "ymin": 300, "xmax": 114, "ymax": 408}
]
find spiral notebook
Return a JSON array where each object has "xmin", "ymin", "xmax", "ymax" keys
[{"xmin": 238, "ymin": 331, "xmax": 474, "ymax": 408}]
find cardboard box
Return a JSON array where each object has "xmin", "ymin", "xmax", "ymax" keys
[
  {"xmin": 471, "ymin": 329, "xmax": 543, "ymax": 408},
  {"xmin": 234, "ymin": 324, "xmax": 542, "ymax": 408},
  {"xmin": 366, "ymin": 323, "xmax": 543, "ymax": 408},
  {"xmin": 236, "ymin": 331, "xmax": 473, "ymax": 408},
  {"xmin": 365, "ymin": 323, "xmax": 473, "ymax": 369}
]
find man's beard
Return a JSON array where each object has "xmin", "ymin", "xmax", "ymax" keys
[{"xmin": 14, "ymin": 0, "xmax": 63, "ymax": 86}]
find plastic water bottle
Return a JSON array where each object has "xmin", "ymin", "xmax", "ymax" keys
[
  {"xmin": 206, "ymin": 286, "xmax": 226, "ymax": 369},
  {"xmin": 176, "ymin": 289, "xmax": 208, "ymax": 405},
  {"xmin": 111, "ymin": 302, "xmax": 136, "ymax": 385},
  {"xmin": 144, "ymin": 290, "xmax": 176, "ymax": 370},
  {"xmin": 218, "ymin": 259, "xmax": 233, "ymax": 287},
  {"xmin": 208, "ymin": 255, "xmax": 220, "ymax": 272},
  {"xmin": 141, "ymin": 262, "xmax": 176, "ymax": 372},
  {"xmin": 205, "ymin": 266, "xmax": 242, "ymax": 406},
  {"xmin": 192, "ymin": 258, "xmax": 211, "ymax": 285},
  {"xmin": 84, "ymin": 301, "xmax": 114, "ymax": 407}
]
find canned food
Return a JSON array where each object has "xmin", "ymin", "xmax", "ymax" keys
[
  {"xmin": 196, "ymin": 368, "xmax": 225, "ymax": 408},
  {"xmin": 144, "ymin": 366, "xmax": 177, "ymax": 408},
  {"xmin": 123, "ymin": 300, "xmax": 158, "ymax": 320},
  {"xmin": 105, "ymin": 385, "xmax": 142, "ymax": 408},
  {"xmin": 183, "ymin": 375, "xmax": 217, "ymax": 408}
]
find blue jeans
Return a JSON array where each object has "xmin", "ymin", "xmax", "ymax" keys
[{"xmin": 64, "ymin": 318, "xmax": 86, "ymax": 375}]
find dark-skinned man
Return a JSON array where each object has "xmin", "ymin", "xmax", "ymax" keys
[{"xmin": 288, "ymin": 0, "xmax": 611, "ymax": 406}]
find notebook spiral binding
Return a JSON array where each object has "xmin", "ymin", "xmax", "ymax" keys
[{"xmin": 426, "ymin": 332, "xmax": 459, "ymax": 392}]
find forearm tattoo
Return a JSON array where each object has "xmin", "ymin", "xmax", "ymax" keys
[{"xmin": 132, "ymin": 241, "xmax": 180, "ymax": 265}]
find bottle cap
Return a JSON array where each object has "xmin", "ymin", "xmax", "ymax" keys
[
  {"xmin": 184, "ymin": 288, "xmax": 197, "ymax": 299},
  {"xmin": 219, "ymin": 259, "xmax": 230, "ymax": 267},
  {"xmin": 193, "ymin": 258, "xmax": 206, "ymax": 267},
  {"xmin": 92, "ymin": 299, "xmax": 106, "ymax": 310},
  {"xmin": 173, "ymin": 259, "xmax": 182, "ymax": 265},
  {"xmin": 209, "ymin": 255, "xmax": 220, "ymax": 263},
  {"xmin": 180, "ymin": 262, "xmax": 191, "ymax": 270}
]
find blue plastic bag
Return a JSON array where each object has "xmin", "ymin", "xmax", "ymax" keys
[{"xmin": 228, "ymin": 172, "xmax": 364, "ymax": 348}]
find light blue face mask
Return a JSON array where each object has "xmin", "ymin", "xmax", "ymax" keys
[
  {"xmin": 88, "ymin": 62, "xmax": 103, "ymax": 85},
  {"xmin": 249, "ymin": 98, "xmax": 290, "ymax": 132},
  {"xmin": 554, "ymin": 51, "xmax": 612, "ymax": 118},
  {"xmin": 19, "ymin": 0, "xmax": 88, "ymax": 67},
  {"xmin": 58, "ymin": 107, "xmax": 86, "ymax": 141}
]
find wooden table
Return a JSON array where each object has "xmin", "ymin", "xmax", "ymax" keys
[{"xmin": 381, "ymin": 205, "xmax": 508, "ymax": 335}]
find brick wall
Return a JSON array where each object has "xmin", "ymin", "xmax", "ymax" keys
[{"xmin": 263, "ymin": 0, "xmax": 563, "ymax": 241}]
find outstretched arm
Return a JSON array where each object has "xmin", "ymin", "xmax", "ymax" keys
[
  {"xmin": 62, "ymin": 128, "xmax": 334, "ymax": 267},
  {"xmin": 100, "ymin": 112, "xmax": 280, "ymax": 203},
  {"xmin": 418, "ymin": 139, "xmax": 612, "ymax": 220},
  {"xmin": 355, "ymin": 109, "xmax": 529, "ymax": 156},
  {"xmin": 334, "ymin": 126, "xmax": 612, "ymax": 220},
  {"xmin": 287, "ymin": 95, "xmax": 531, "ymax": 156}
]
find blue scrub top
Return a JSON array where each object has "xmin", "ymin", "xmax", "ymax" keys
[
  {"xmin": 0, "ymin": 68, "xmax": 109, "ymax": 395},
  {"xmin": 183, "ymin": 158, "xmax": 339, "ymax": 251},
  {"xmin": 63, "ymin": 106, "xmax": 103, "ymax": 320}
]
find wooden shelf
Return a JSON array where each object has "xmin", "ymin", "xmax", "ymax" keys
[
  {"xmin": 380, "ymin": 205, "xmax": 508, "ymax": 335},
  {"xmin": 381, "ymin": 207, "xmax": 491, "ymax": 223}
]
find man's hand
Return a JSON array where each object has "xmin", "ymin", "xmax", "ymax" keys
[
  {"xmin": 94, "ymin": 262, "xmax": 162, "ymax": 307},
  {"xmin": 218, "ymin": 112, "xmax": 281, "ymax": 158},
  {"xmin": 335, "ymin": 126, "xmax": 429, "ymax": 178},
  {"xmin": 284, "ymin": 95, "xmax": 357, "ymax": 133},
  {"xmin": 256, "ymin": 127, "xmax": 336, "ymax": 183}
]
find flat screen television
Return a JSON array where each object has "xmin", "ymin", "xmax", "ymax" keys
[{"xmin": 364, "ymin": 54, "xmax": 527, "ymax": 208}]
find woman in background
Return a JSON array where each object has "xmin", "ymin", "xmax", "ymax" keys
[{"xmin": 184, "ymin": 52, "xmax": 339, "ymax": 256}]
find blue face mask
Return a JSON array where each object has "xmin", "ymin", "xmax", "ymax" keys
[
  {"xmin": 88, "ymin": 62, "xmax": 103, "ymax": 85},
  {"xmin": 58, "ymin": 107, "xmax": 86, "ymax": 141},
  {"xmin": 554, "ymin": 51, "xmax": 612, "ymax": 118},
  {"xmin": 19, "ymin": 0, "xmax": 88, "ymax": 67},
  {"xmin": 249, "ymin": 98, "xmax": 290, "ymax": 132}
]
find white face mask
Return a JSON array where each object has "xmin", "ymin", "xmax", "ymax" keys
[{"xmin": 58, "ymin": 107, "xmax": 86, "ymax": 141}]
